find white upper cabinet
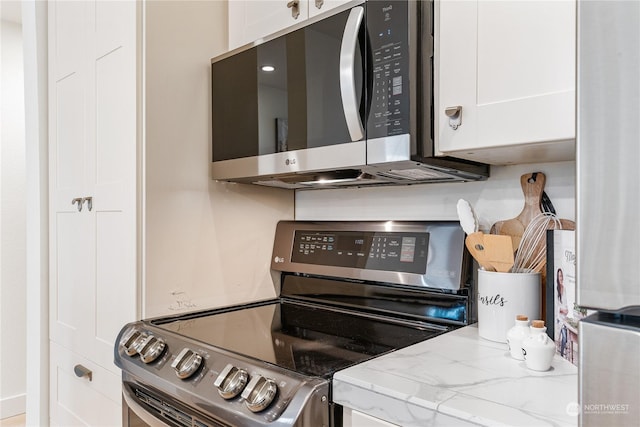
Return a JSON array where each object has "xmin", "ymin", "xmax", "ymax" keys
[
  {"xmin": 435, "ymin": 0, "xmax": 576, "ymax": 165},
  {"xmin": 228, "ymin": 0, "xmax": 352, "ymax": 50},
  {"xmin": 228, "ymin": 0, "xmax": 308, "ymax": 50},
  {"xmin": 308, "ymin": 0, "xmax": 352, "ymax": 18}
]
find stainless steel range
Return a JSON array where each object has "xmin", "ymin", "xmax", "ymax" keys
[{"xmin": 115, "ymin": 221, "xmax": 475, "ymax": 427}]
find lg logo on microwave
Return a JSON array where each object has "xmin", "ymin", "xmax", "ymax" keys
[
  {"xmin": 274, "ymin": 256, "xmax": 285, "ymax": 263},
  {"xmin": 285, "ymin": 158, "xmax": 297, "ymax": 166}
]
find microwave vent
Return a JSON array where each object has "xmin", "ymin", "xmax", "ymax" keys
[
  {"xmin": 252, "ymin": 170, "xmax": 390, "ymax": 190},
  {"xmin": 377, "ymin": 168, "xmax": 457, "ymax": 181},
  {"xmin": 253, "ymin": 180, "xmax": 302, "ymax": 189}
]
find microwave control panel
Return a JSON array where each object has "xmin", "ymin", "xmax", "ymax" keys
[{"xmin": 367, "ymin": 1, "xmax": 411, "ymax": 140}]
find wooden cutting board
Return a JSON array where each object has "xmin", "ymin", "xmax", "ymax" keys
[
  {"xmin": 490, "ymin": 172, "xmax": 576, "ymax": 323},
  {"xmin": 490, "ymin": 172, "xmax": 546, "ymax": 251},
  {"xmin": 490, "ymin": 172, "xmax": 575, "ymax": 250},
  {"xmin": 490, "ymin": 172, "xmax": 545, "ymax": 250}
]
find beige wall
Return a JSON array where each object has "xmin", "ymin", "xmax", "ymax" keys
[{"xmin": 142, "ymin": 1, "xmax": 293, "ymax": 318}]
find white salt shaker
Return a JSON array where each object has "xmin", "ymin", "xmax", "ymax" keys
[
  {"xmin": 522, "ymin": 320, "xmax": 556, "ymax": 371},
  {"xmin": 506, "ymin": 314, "xmax": 530, "ymax": 360}
]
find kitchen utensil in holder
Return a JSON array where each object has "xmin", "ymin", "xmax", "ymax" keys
[{"xmin": 477, "ymin": 269, "xmax": 541, "ymax": 343}]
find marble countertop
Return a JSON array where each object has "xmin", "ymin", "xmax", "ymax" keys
[{"xmin": 333, "ymin": 324, "xmax": 578, "ymax": 427}]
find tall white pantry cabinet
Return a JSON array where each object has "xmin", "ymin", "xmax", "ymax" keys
[
  {"xmin": 47, "ymin": 1, "xmax": 293, "ymax": 424},
  {"xmin": 48, "ymin": 0, "xmax": 137, "ymax": 425}
]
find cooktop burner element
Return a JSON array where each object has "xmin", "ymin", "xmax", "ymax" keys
[{"xmin": 115, "ymin": 221, "xmax": 475, "ymax": 427}]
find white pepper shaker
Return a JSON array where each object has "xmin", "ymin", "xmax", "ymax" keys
[
  {"xmin": 506, "ymin": 314, "xmax": 530, "ymax": 360},
  {"xmin": 522, "ymin": 320, "xmax": 556, "ymax": 371}
]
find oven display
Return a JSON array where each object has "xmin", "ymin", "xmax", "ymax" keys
[{"xmin": 291, "ymin": 231, "xmax": 429, "ymax": 274}]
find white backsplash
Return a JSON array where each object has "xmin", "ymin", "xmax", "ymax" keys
[{"xmin": 295, "ymin": 161, "xmax": 576, "ymax": 228}]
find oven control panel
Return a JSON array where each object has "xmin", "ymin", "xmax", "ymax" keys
[
  {"xmin": 291, "ymin": 229, "xmax": 429, "ymax": 274},
  {"xmin": 115, "ymin": 324, "xmax": 328, "ymax": 425},
  {"xmin": 272, "ymin": 221, "xmax": 467, "ymax": 292}
]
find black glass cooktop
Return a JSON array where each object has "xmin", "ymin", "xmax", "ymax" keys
[{"xmin": 153, "ymin": 300, "xmax": 445, "ymax": 378}]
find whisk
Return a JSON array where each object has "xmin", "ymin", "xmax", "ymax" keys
[{"xmin": 511, "ymin": 212, "xmax": 562, "ymax": 273}]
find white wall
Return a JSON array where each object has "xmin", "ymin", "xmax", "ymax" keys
[
  {"xmin": 142, "ymin": 1, "xmax": 294, "ymax": 318},
  {"xmin": 296, "ymin": 161, "xmax": 575, "ymax": 226},
  {"xmin": 0, "ymin": 18, "xmax": 27, "ymax": 419},
  {"xmin": 22, "ymin": 0, "xmax": 50, "ymax": 423}
]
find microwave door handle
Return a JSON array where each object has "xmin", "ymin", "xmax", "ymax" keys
[{"xmin": 339, "ymin": 6, "xmax": 365, "ymax": 141}]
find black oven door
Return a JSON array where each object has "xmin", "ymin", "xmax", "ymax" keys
[{"xmin": 211, "ymin": 5, "xmax": 368, "ymax": 181}]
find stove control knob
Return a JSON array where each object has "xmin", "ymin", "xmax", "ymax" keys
[
  {"xmin": 120, "ymin": 328, "xmax": 148, "ymax": 357},
  {"xmin": 241, "ymin": 375, "xmax": 278, "ymax": 412},
  {"xmin": 214, "ymin": 364, "xmax": 249, "ymax": 399},
  {"xmin": 136, "ymin": 335, "xmax": 166, "ymax": 364},
  {"xmin": 171, "ymin": 348, "xmax": 203, "ymax": 379}
]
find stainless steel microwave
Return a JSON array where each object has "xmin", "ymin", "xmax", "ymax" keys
[{"xmin": 211, "ymin": 0, "xmax": 489, "ymax": 190}]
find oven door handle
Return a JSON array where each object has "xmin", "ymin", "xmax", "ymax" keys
[
  {"xmin": 122, "ymin": 386, "xmax": 171, "ymax": 427},
  {"xmin": 339, "ymin": 6, "xmax": 365, "ymax": 142}
]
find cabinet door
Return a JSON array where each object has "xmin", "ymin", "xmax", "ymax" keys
[
  {"xmin": 49, "ymin": 342, "xmax": 122, "ymax": 427},
  {"xmin": 228, "ymin": 0, "xmax": 309, "ymax": 50},
  {"xmin": 49, "ymin": 0, "xmax": 137, "ymax": 376},
  {"xmin": 436, "ymin": 0, "xmax": 575, "ymax": 164},
  {"xmin": 49, "ymin": 0, "xmax": 93, "ymax": 356},
  {"xmin": 49, "ymin": 0, "xmax": 138, "ymax": 423},
  {"xmin": 88, "ymin": 0, "xmax": 138, "ymax": 372},
  {"xmin": 344, "ymin": 408, "xmax": 400, "ymax": 427},
  {"xmin": 307, "ymin": 0, "xmax": 352, "ymax": 18}
]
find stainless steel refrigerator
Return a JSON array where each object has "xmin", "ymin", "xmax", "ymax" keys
[{"xmin": 577, "ymin": 1, "xmax": 640, "ymax": 426}]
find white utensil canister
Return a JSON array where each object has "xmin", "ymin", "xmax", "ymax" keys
[{"xmin": 477, "ymin": 269, "xmax": 541, "ymax": 343}]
